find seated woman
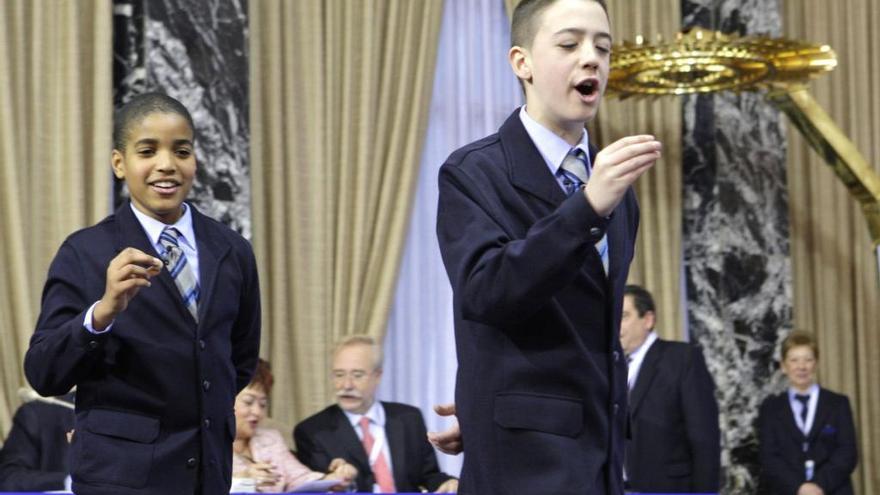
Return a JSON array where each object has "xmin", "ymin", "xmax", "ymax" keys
[
  {"xmin": 233, "ymin": 359, "xmax": 356, "ymax": 493},
  {"xmin": 758, "ymin": 331, "xmax": 858, "ymax": 495}
]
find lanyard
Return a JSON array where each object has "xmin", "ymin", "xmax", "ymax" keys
[{"xmin": 367, "ymin": 424, "xmax": 386, "ymax": 466}]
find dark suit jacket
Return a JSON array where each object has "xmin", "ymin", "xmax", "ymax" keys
[
  {"xmin": 23, "ymin": 202, "xmax": 261, "ymax": 495},
  {"xmin": 293, "ymin": 402, "xmax": 453, "ymax": 492},
  {"xmin": 626, "ymin": 338, "xmax": 720, "ymax": 493},
  {"xmin": 759, "ymin": 388, "xmax": 857, "ymax": 495},
  {"xmin": 436, "ymin": 110, "xmax": 637, "ymax": 495},
  {"xmin": 0, "ymin": 399, "xmax": 75, "ymax": 491}
]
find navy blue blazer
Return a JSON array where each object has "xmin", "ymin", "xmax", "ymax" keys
[
  {"xmin": 437, "ymin": 110, "xmax": 638, "ymax": 495},
  {"xmin": 0, "ymin": 399, "xmax": 74, "ymax": 491},
  {"xmin": 759, "ymin": 388, "xmax": 857, "ymax": 495},
  {"xmin": 626, "ymin": 339, "xmax": 720, "ymax": 493},
  {"xmin": 24, "ymin": 202, "xmax": 261, "ymax": 495},
  {"xmin": 293, "ymin": 402, "xmax": 453, "ymax": 492}
]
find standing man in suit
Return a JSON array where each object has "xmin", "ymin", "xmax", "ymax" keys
[
  {"xmin": 436, "ymin": 0, "xmax": 662, "ymax": 493},
  {"xmin": 620, "ymin": 285, "xmax": 720, "ymax": 493},
  {"xmin": 758, "ymin": 331, "xmax": 857, "ymax": 495},
  {"xmin": 24, "ymin": 93, "xmax": 261, "ymax": 495},
  {"xmin": 294, "ymin": 336, "xmax": 458, "ymax": 493},
  {"xmin": 0, "ymin": 393, "xmax": 75, "ymax": 491}
]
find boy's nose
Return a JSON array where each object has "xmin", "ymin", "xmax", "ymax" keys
[
  {"xmin": 579, "ymin": 46, "xmax": 600, "ymax": 68},
  {"xmin": 155, "ymin": 151, "xmax": 176, "ymax": 170}
]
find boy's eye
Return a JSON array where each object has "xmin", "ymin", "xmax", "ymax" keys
[
  {"xmin": 559, "ymin": 42, "xmax": 577, "ymax": 50},
  {"xmin": 596, "ymin": 45, "xmax": 612, "ymax": 55},
  {"xmin": 176, "ymin": 149, "xmax": 192, "ymax": 158},
  {"xmin": 136, "ymin": 148, "xmax": 156, "ymax": 156}
]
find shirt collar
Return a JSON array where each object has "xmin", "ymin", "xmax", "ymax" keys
[
  {"xmin": 628, "ymin": 331, "xmax": 658, "ymax": 363},
  {"xmin": 129, "ymin": 202, "xmax": 196, "ymax": 250},
  {"xmin": 518, "ymin": 105, "xmax": 590, "ymax": 175},
  {"xmin": 787, "ymin": 383, "xmax": 819, "ymax": 400},
  {"xmin": 343, "ymin": 400, "xmax": 386, "ymax": 429}
]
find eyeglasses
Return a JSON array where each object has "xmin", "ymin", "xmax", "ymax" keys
[{"xmin": 331, "ymin": 370, "xmax": 375, "ymax": 383}]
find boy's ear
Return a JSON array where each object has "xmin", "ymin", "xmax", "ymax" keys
[
  {"xmin": 509, "ymin": 45, "xmax": 533, "ymax": 83},
  {"xmin": 111, "ymin": 149, "xmax": 126, "ymax": 179}
]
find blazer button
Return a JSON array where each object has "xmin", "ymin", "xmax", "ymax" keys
[
  {"xmin": 613, "ymin": 403, "xmax": 620, "ymax": 415},
  {"xmin": 589, "ymin": 227, "xmax": 602, "ymax": 238},
  {"xmin": 198, "ymin": 339, "xmax": 206, "ymax": 350},
  {"xmin": 613, "ymin": 350, "xmax": 620, "ymax": 362},
  {"xmin": 202, "ymin": 380, "xmax": 211, "ymax": 391},
  {"xmin": 88, "ymin": 340, "xmax": 99, "ymax": 349},
  {"xmin": 203, "ymin": 418, "xmax": 211, "ymax": 429},
  {"xmin": 186, "ymin": 457, "xmax": 197, "ymax": 468}
]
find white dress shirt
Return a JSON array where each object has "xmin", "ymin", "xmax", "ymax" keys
[
  {"xmin": 519, "ymin": 105, "xmax": 592, "ymax": 192},
  {"xmin": 787, "ymin": 383, "xmax": 820, "ymax": 436},
  {"xmin": 626, "ymin": 331, "xmax": 658, "ymax": 391}
]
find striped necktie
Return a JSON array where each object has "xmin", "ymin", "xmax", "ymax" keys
[
  {"xmin": 159, "ymin": 227, "xmax": 199, "ymax": 322},
  {"xmin": 561, "ymin": 149, "xmax": 609, "ymax": 273}
]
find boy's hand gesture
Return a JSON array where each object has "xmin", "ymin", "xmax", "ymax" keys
[
  {"xmin": 92, "ymin": 248, "xmax": 163, "ymax": 331},
  {"xmin": 584, "ymin": 135, "xmax": 662, "ymax": 217}
]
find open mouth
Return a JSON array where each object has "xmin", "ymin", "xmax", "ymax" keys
[
  {"xmin": 575, "ymin": 79, "xmax": 599, "ymax": 97},
  {"xmin": 150, "ymin": 180, "xmax": 181, "ymax": 193}
]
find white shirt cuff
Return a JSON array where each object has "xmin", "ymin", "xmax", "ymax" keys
[{"xmin": 83, "ymin": 301, "xmax": 113, "ymax": 334}]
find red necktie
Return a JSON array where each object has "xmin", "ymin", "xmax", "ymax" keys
[{"xmin": 359, "ymin": 416, "xmax": 396, "ymax": 493}]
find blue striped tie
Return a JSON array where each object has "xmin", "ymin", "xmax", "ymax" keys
[
  {"xmin": 159, "ymin": 227, "xmax": 199, "ymax": 322},
  {"xmin": 561, "ymin": 149, "xmax": 609, "ymax": 274}
]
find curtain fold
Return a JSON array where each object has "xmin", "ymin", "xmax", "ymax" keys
[
  {"xmin": 783, "ymin": 1, "xmax": 880, "ymax": 492},
  {"xmin": 0, "ymin": 0, "xmax": 112, "ymax": 439},
  {"xmin": 249, "ymin": 0, "xmax": 443, "ymax": 424},
  {"xmin": 592, "ymin": 0, "xmax": 684, "ymax": 340},
  {"xmin": 380, "ymin": 0, "xmax": 523, "ymax": 477}
]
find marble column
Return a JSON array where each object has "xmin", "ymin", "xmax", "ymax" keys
[
  {"xmin": 681, "ymin": 1, "xmax": 793, "ymax": 492},
  {"xmin": 112, "ymin": 0, "xmax": 251, "ymax": 237}
]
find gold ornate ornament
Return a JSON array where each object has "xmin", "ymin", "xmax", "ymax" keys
[{"xmin": 605, "ymin": 29, "xmax": 880, "ymax": 265}]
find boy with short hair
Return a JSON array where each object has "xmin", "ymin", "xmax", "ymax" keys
[
  {"xmin": 24, "ymin": 93, "xmax": 261, "ymax": 495},
  {"xmin": 436, "ymin": 0, "xmax": 661, "ymax": 493}
]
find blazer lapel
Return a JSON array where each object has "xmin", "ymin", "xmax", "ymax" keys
[
  {"xmin": 774, "ymin": 394, "xmax": 806, "ymax": 443},
  {"xmin": 500, "ymin": 111, "xmax": 569, "ymax": 207},
  {"xmin": 629, "ymin": 340, "xmax": 662, "ymax": 415},
  {"xmin": 114, "ymin": 203, "xmax": 191, "ymax": 323},
  {"xmin": 384, "ymin": 406, "xmax": 407, "ymax": 489},
  {"xmin": 190, "ymin": 206, "xmax": 230, "ymax": 325},
  {"xmin": 500, "ymin": 111, "xmax": 611, "ymax": 296},
  {"xmin": 331, "ymin": 407, "xmax": 371, "ymax": 472}
]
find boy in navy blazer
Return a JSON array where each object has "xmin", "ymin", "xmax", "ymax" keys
[
  {"xmin": 24, "ymin": 93, "xmax": 261, "ymax": 495},
  {"xmin": 436, "ymin": 0, "xmax": 662, "ymax": 493},
  {"xmin": 759, "ymin": 331, "xmax": 857, "ymax": 495}
]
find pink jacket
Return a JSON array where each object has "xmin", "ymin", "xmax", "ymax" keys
[{"xmin": 233, "ymin": 427, "xmax": 324, "ymax": 492}]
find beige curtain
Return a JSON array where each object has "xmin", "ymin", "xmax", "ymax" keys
[
  {"xmin": 0, "ymin": 0, "xmax": 112, "ymax": 440},
  {"xmin": 783, "ymin": 1, "xmax": 880, "ymax": 492},
  {"xmin": 249, "ymin": 0, "xmax": 443, "ymax": 425},
  {"xmin": 593, "ymin": 0, "xmax": 683, "ymax": 340}
]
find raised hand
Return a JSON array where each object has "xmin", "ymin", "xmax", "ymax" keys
[
  {"xmin": 92, "ymin": 247, "xmax": 163, "ymax": 331},
  {"xmin": 584, "ymin": 135, "xmax": 662, "ymax": 217}
]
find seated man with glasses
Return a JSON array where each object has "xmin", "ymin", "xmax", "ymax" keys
[{"xmin": 294, "ymin": 336, "xmax": 458, "ymax": 493}]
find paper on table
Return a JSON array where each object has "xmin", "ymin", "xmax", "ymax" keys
[{"xmin": 288, "ymin": 478, "xmax": 345, "ymax": 493}]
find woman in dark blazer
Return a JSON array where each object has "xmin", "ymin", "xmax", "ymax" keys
[{"xmin": 758, "ymin": 331, "xmax": 857, "ymax": 495}]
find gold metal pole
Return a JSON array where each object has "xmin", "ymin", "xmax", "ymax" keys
[{"xmin": 766, "ymin": 86, "xmax": 880, "ymax": 247}]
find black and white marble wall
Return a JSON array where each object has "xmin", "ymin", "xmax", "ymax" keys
[
  {"xmin": 681, "ymin": 0, "xmax": 793, "ymax": 492},
  {"xmin": 113, "ymin": 0, "xmax": 251, "ymax": 237}
]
